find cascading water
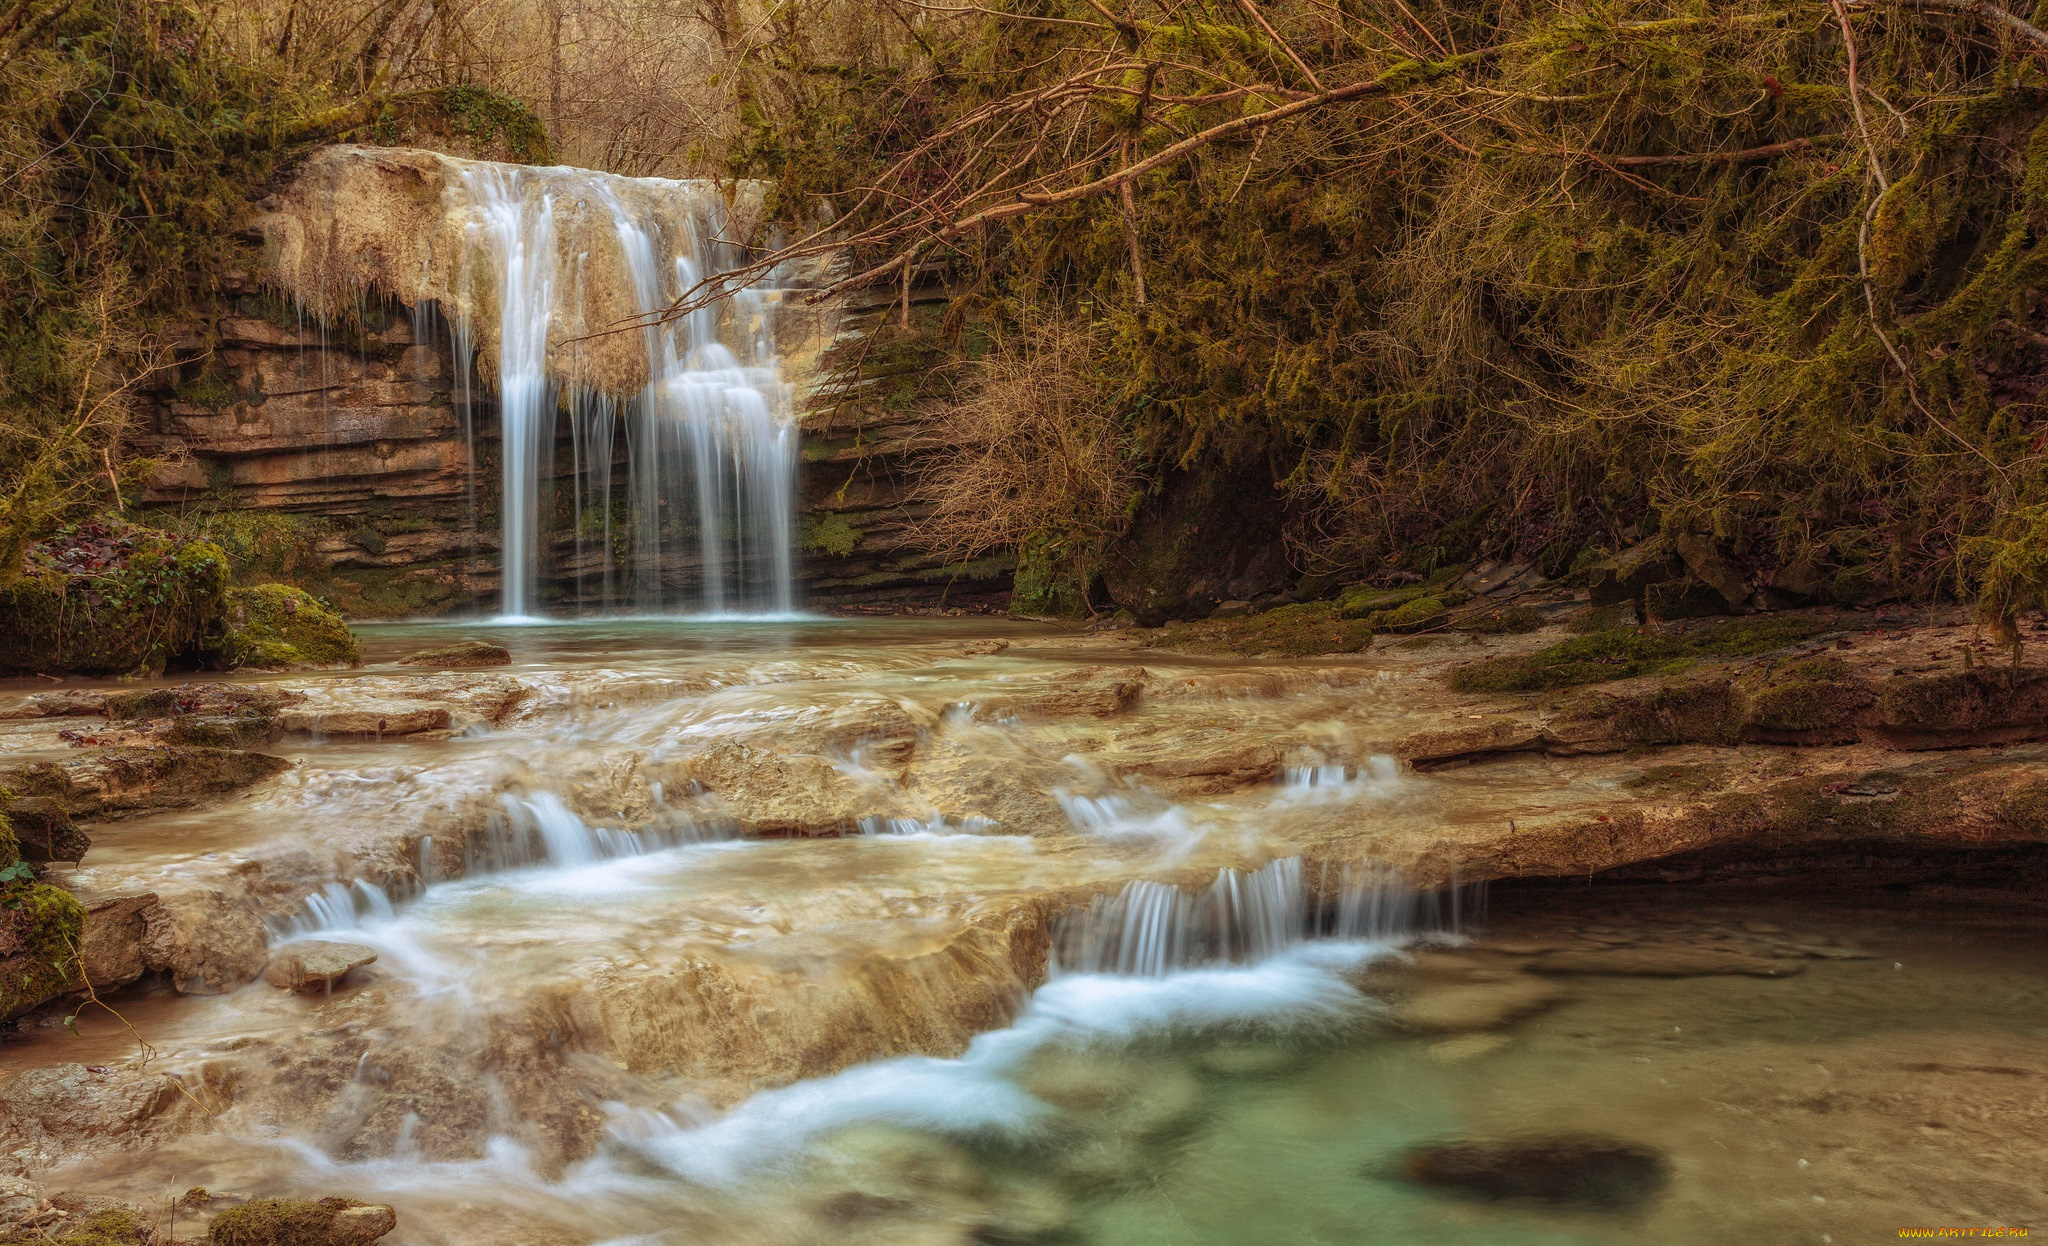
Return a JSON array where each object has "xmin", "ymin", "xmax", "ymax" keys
[{"xmin": 438, "ymin": 162, "xmax": 797, "ymax": 617}]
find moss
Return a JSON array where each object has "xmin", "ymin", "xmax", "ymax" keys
[
  {"xmin": 1448, "ymin": 616, "xmax": 1832, "ymax": 693},
  {"xmin": 0, "ymin": 519, "xmax": 230, "ymax": 677},
  {"xmin": 1366, "ymin": 595, "xmax": 1448, "ymax": 633},
  {"xmin": 208, "ymin": 1197, "xmax": 385, "ymax": 1246},
  {"xmin": 1334, "ymin": 584, "xmax": 1426, "ymax": 619},
  {"xmin": 0, "ymin": 878, "xmax": 83, "ymax": 1017},
  {"xmin": 798, "ymin": 512, "xmax": 862, "ymax": 559},
  {"xmin": 220, "ymin": 584, "xmax": 360, "ymax": 670},
  {"xmin": 1622, "ymin": 762, "xmax": 1732, "ymax": 796},
  {"xmin": 1144, "ymin": 600, "xmax": 1372, "ymax": 656},
  {"xmin": 176, "ymin": 367, "xmax": 240, "ymax": 411},
  {"xmin": 1010, "ymin": 536, "xmax": 1093, "ymax": 619},
  {"xmin": 1742, "ymin": 656, "xmax": 1876, "ymax": 734},
  {"xmin": 1452, "ymin": 605, "xmax": 1545, "ymax": 634}
]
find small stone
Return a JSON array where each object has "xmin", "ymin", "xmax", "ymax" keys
[
  {"xmin": 264, "ymin": 941, "xmax": 378, "ymax": 992},
  {"xmin": 397, "ymin": 639, "xmax": 512, "ymax": 668},
  {"xmin": 1209, "ymin": 600, "xmax": 1255, "ymax": 620}
]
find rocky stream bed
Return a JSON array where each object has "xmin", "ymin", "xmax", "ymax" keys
[{"xmin": 0, "ymin": 609, "xmax": 2042, "ymax": 1244}]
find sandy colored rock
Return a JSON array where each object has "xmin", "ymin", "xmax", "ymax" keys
[
  {"xmin": 0, "ymin": 747, "xmax": 292, "ymax": 823},
  {"xmin": 683, "ymin": 741, "xmax": 915, "ymax": 835},
  {"xmin": 265, "ymin": 941, "xmax": 379, "ymax": 992},
  {"xmin": 0, "ymin": 1064, "xmax": 218, "ymax": 1171},
  {"xmin": 963, "ymin": 665, "xmax": 1148, "ymax": 721},
  {"xmin": 77, "ymin": 893, "xmax": 158, "ymax": 993},
  {"xmin": 141, "ymin": 891, "xmax": 270, "ymax": 995},
  {"xmin": 281, "ymin": 701, "xmax": 453, "ymax": 738}
]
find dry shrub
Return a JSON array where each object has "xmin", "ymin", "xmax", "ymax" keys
[{"xmin": 908, "ymin": 318, "xmax": 1136, "ymax": 562}]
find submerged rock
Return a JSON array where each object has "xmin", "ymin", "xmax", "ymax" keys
[
  {"xmin": 1524, "ymin": 947, "xmax": 1801, "ymax": 978},
  {"xmin": 1398, "ymin": 1134, "xmax": 1669, "ymax": 1208},
  {"xmin": 397, "ymin": 639, "xmax": 511, "ymax": 668},
  {"xmin": 1389, "ymin": 977, "xmax": 1565, "ymax": 1033},
  {"xmin": 208, "ymin": 1197, "xmax": 397, "ymax": 1245},
  {"xmin": 264, "ymin": 941, "xmax": 378, "ymax": 992}
]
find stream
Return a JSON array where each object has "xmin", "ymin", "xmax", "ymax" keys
[{"xmin": 10, "ymin": 620, "xmax": 2046, "ymax": 1244}]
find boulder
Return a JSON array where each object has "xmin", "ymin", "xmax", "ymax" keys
[
  {"xmin": 1585, "ymin": 538, "xmax": 1684, "ymax": 608},
  {"xmin": 141, "ymin": 891, "xmax": 269, "ymax": 995},
  {"xmin": 77, "ymin": 893, "xmax": 158, "ymax": 993},
  {"xmin": 221, "ymin": 585, "xmax": 361, "ymax": 670},
  {"xmin": 1398, "ymin": 1135, "xmax": 1668, "ymax": 1208},
  {"xmin": 397, "ymin": 639, "xmax": 511, "ymax": 668},
  {"xmin": 264, "ymin": 941, "xmax": 378, "ymax": 992},
  {"xmin": 0, "ymin": 881, "xmax": 83, "ymax": 1018}
]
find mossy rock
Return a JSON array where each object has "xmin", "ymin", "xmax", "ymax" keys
[
  {"xmin": 1145, "ymin": 600, "xmax": 1373, "ymax": 656},
  {"xmin": 0, "ymin": 875, "xmax": 84, "ymax": 1017},
  {"xmin": 1741, "ymin": 656, "xmax": 1877, "ymax": 736},
  {"xmin": 222, "ymin": 585, "xmax": 360, "ymax": 670},
  {"xmin": 0, "ymin": 518, "xmax": 229, "ymax": 677},
  {"xmin": 208, "ymin": 1196, "xmax": 397, "ymax": 1246},
  {"xmin": 1448, "ymin": 617, "xmax": 1832, "ymax": 694},
  {"xmin": 1334, "ymin": 583, "xmax": 1426, "ymax": 619},
  {"xmin": 0, "ymin": 1209, "xmax": 153, "ymax": 1246},
  {"xmin": 397, "ymin": 639, "xmax": 510, "ymax": 668},
  {"xmin": 1366, "ymin": 595, "xmax": 1449, "ymax": 633}
]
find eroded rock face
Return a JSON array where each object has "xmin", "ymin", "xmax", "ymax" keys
[{"xmin": 960, "ymin": 666, "xmax": 1148, "ymax": 721}]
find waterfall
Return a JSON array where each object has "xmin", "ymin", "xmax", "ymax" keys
[
  {"xmin": 437, "ymin": 161, "xmax": 797, "ymax": 617},
  {"xmin": 1052, "ymin": 857, "xmax": 1475, "ymax": 976}
]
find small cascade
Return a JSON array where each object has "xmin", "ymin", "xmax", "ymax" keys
[
  {"xmin": 1274, "ymin": 755, "xmax": 1409, "ymax": 805},
  {"xmin": 1052, "ymin": 857, "xmax": 1473, "ymax": 976},
  {"xmin": 280, "ymin": 792, "xmax": 729, "ymax": 934}
]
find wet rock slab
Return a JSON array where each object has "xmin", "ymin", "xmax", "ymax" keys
[{"xmin": 264, "ymin": 941, "xmax": 379, "ymax": 992}]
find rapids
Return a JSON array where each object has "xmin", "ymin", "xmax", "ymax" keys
[{"xmin": 8, "ymin": 621, "xmax": 2045, "ymax": 1244}]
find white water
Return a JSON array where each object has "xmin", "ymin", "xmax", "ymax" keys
[{"xmin": 443, "ymin": 163, "xmax": 797, "ymax": 616}]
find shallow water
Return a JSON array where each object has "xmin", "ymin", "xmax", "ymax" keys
[{"xmin": 9, "ymin": 621, "xmax": 2045, "ymax": 1243}]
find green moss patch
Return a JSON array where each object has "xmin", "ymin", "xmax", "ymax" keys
[
  {"xmin": 0, "ymin": 518, "xmax": 230, "ymax": 677},
  {"xmin": 1448, "ymin": 617, "xmax": 1832, "ymax": 693},
  {"xmin": 208, "ymin": 1196, "xmax": 393, "ymax": 1246},
  {"xmin": 1145, "ymin": 601, "xmax": 1372, "ymax": 657},
  {"xmin": 222, "ymin": 585, "xmax": 361, "ymax": 670},
  {"xmin": 0, "ymin": 870, "xmax": 83, "ymax": 1017}
]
